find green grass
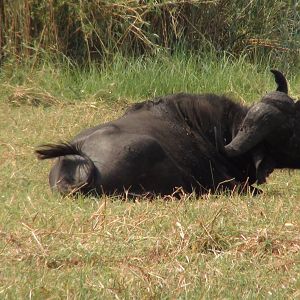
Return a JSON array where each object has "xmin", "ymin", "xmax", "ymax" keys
[
  {"xmin": 1, "ymin": 54, "xmax": 300, "ymax": 298},
  {"xmin": 1, "ymin": 52, "xmax": 300, "ymax": 106}
]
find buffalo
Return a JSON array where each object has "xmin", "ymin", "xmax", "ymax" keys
[{"xmin": 36, "ymin": 70, "xmax": 299, "ymax": 197}]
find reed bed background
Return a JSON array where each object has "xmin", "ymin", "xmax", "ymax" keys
[{"xmin": 0, "ymin": 0, "xmax": 299, "ymax": 67}]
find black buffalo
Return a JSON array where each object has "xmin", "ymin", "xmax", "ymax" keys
[{"xmin": 36, "ymin": 70, "xmax": 300, "ymax": 197}]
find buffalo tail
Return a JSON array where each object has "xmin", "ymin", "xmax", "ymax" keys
[{"xmin": 35, "ymin": 142, "xmax": 97, "ymax": 195}]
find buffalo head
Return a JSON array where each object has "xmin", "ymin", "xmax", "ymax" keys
[{"xmin": 225, "ymin": 70, "xmax": 300, "ymax": 182}]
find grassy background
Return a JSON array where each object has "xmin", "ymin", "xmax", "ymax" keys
[
  {"xmin": 1, "ymin": 53, "xmax": 300, "ymax": 298},
  {"xmin": 1, "ymin": 0, "xmax": 300, "ymax": 298}
]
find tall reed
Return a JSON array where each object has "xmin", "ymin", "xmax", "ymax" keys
[{"xmin": 0, "ymin": 0, "xmax": 299, "ymax": 67}]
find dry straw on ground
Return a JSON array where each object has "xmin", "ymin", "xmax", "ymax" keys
[{"xmin": 5, "ymin": 84, "xmax": 61, "ymax": 107}]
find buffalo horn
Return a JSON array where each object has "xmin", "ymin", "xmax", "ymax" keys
[
  {"xmin": 270, "ymin": 69, "xmax": 288, "ymax": 94},
  {"xmin": 225, "ymin": 93, "xmax": 294, "ymax": 157}
]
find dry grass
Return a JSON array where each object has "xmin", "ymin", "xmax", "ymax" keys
[
  {"xmin": 1, "ymin": 56, "xmax": 300, "ymax": 297},
  {"xmin": 1, "ymin": 94, "xmax": 300, "ymax": 298},
  {"xmin": 4, "ymin": 84, "xmax": 61, "ymax": 107}
]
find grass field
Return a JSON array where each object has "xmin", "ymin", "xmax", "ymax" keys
[{"xmin": 1, "ymin": 54, "xmax": 300, "ymax": 298}]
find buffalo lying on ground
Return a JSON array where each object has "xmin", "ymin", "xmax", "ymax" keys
[{"xmin": 36, "ymin": 70, "xmax": 300, "ymax": 197}]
